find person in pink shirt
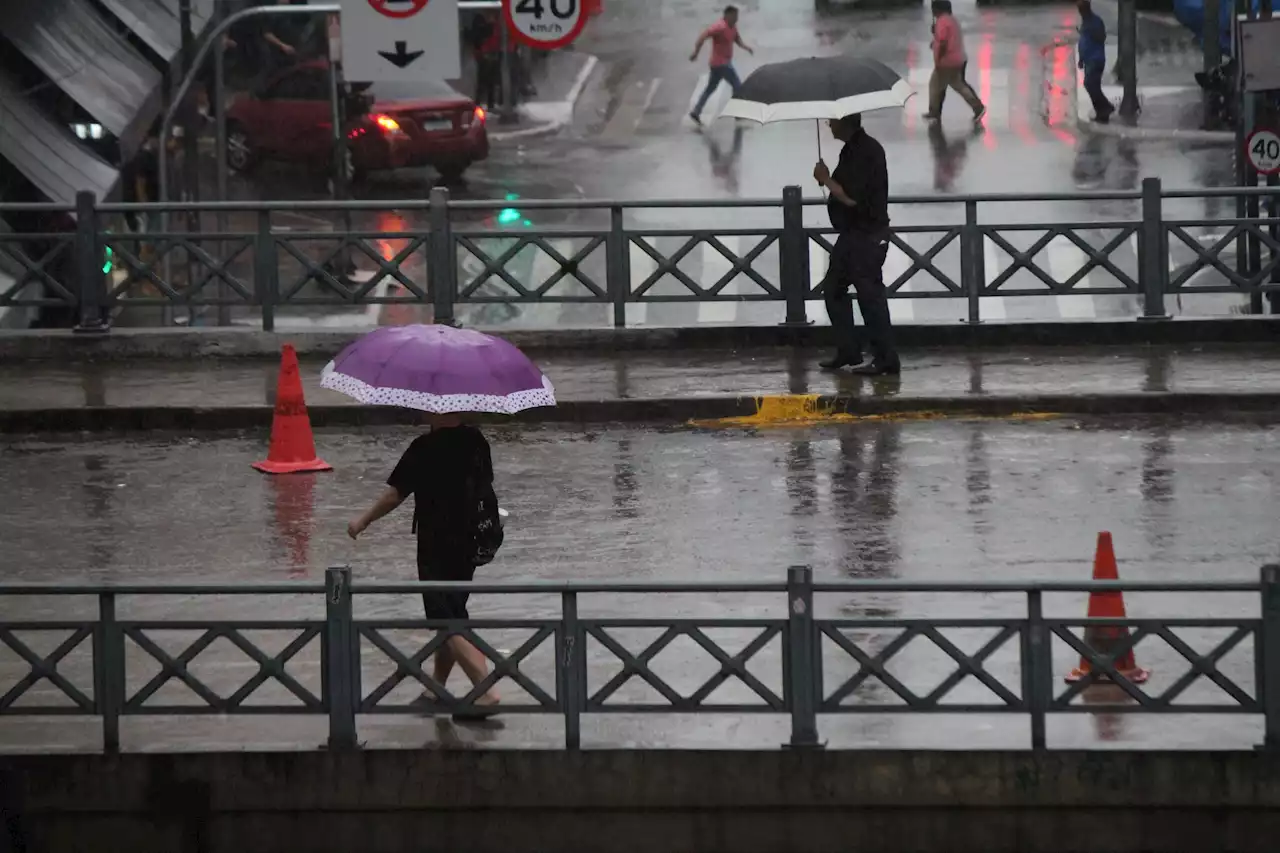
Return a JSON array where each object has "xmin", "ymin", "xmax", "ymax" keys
[
  {"xmin": 923, "ymin": 0, "xmax": 985, "ymax": 124},
  {"xmin": 689, "ymin": 5, "xmax": 753, "ymax": 126}
]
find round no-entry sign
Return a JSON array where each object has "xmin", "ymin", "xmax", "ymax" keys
[
  {"xmin": 503, "ymin": 0, "xmax": 587, "ymax": 50},
  {"xmin": 1246, "ymin": 129, "xmax": 1280, "ymax": 175},
  {"xmin": 368, "ymin": 0, "xmax": 428, "ymax": 19}
]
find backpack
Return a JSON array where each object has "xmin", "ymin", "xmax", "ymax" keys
[
  {"xmin": 411, "ymin": 459, "xmax": 504, "ymax": 566},
  {"xmin": 467, "ymin": 474, "xmax": 505, "ymax": 567}
]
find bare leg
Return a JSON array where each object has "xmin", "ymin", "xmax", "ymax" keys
[
  {"xmin": 431, "ymin": 642, "xmax": 456, "ymax": 693},
  {"xmin": 447, "ymin": 634, "xmax": 500, "ymax": 705}
]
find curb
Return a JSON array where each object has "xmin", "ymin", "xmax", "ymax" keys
[
  {"xmin": 3, "ymin": 318, "xmax": 1278, "ymax": 361},
  {"xmin": 1077, "ymin": 117, "xmax": 1235, "ymax": 144},
  {"xmin": 488, "ymin": 54, "xmax": 599, "ymax": 143},
  {"xmin": 4, "ymin": 392, "xmax": 1279, "ymax": 434}
]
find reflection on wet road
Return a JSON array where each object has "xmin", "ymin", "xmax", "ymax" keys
[{"xmin": 0, "ymin": 418, "xmax": 1273, "ymax": 751}]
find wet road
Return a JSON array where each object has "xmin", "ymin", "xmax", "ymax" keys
[
  {"xmin": 0, "ymin": 418, "xmax": 1274, "ymax": 750},
  {"xmin": 3, "ymin": 345, "xmax": 1279, "ymax": 411},
  {"xmin": 145, "ymin": 0, "xmax": 1254, "ymax": 333}
]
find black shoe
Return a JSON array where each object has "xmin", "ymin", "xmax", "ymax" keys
[
  {"xmin": 850, "ymin": 361, "xmax": 901, "ymax": 376},
  {"xmin": 689, "ymin": 112, "xmax": 703, "ymax": 127},
  {"xmin": 819, "ymin": 352, "xmax": 863, "ymax": 371}
]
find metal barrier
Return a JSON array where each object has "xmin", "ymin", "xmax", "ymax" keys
[
  {"xmin": 1, "ymin": 566, "xmax": 1277, "ymax": 752},
  {"xmin": 0, "ymin": 180, "xmax": 1278, "ymax": 332}
]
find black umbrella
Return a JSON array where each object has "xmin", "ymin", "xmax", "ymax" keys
[{"xmin": 721, "ymin": 55, "xmax": 914, "ymax": 124}]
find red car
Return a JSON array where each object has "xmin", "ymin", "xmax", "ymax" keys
[{"xmin": 225, "ymin": 60, "xmax": 489, "ymax": 183}]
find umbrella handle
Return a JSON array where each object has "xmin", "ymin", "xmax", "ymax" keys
[{"xmin": 815, "ymin": 120, "xmax": 828, "ymax": 201}]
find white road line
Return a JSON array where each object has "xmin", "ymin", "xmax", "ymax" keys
[
  {"xmin": 602, "ymin": 78, "xmax": 663, "ymax": 140},
  {"xmin": 697, "ymin": 235, "xmax": 740, "ymax": 324},
  {"xmin": 627, "ymin": 240, "xmax": 655, "ymax": 326},
  {"xmin": 1049, "ymin": 235, "xmax": 1097, "ymax": 319},
  {"xmin": 884, "ymin": 243, "xmax": 915, "ymax": 324},
  {"xmin": 981, "ymin": 236, "xmax": 1008, "ymax": 321}
]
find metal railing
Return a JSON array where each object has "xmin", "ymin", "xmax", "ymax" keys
[
  {"xmin": 0, "ymin": 180, "xmax": 1278, "ymax": 332},
  {"xmin": 1, "ymin": 566, "xmax": 1278, "ymax": 752}
]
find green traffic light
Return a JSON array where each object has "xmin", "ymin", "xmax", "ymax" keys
[
  {"xmin": 101, "ymin": 244, "xmax": 113, "ymax": 275},
  {"xmin": 497, "ymin": 208, "xmax": 521, "ymax": 226}
]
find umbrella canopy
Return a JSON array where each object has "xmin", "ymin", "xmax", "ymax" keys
[
  {"xmin": 721, "ymin": 56, "xmax": 914, "ymax": 123},
  {"xmin": 320, "ymin": 324, "xmax": 556, "ymax": 415}
]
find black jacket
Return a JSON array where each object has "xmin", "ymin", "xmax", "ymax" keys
[{"xmin": 828, "ymin": 128, "xmax": 890, "ymax": 237}]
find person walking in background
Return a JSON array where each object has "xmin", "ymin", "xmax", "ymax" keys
[
  {"xmin": 348, "ymin": 413, "xmax": 503, "ymax": 719},
  {"xmin": 813, "ymin": 114, "xmax": 901, "ymax": 376},
  {"xmin": 922, "ymin": 0, "xmax": 985, "ymax": 125},
  {"xmin": 1077, "ymin": 0, "xmax": 1113, "ymax": 123},
  {"xmin": 689, "ymin": 5, "xmax": 753, "ymax": 127},
  {"xmin": 468, "ymin": 11, "xmax": 502, "ymax": 111}
]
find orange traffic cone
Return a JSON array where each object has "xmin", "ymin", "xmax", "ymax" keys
[
  {"xmin": 1064, "ymin": 532, "xmax": 1150, "ymax": 684},
  {"xmin": 252, "ymin": 345, "xmax": 332, "ymax": 475}
]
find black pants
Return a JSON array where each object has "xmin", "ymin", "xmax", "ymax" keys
[
  {"xmin": 1082, "ymin": 62, "xmax": 1113, "ymax": 119},
  {"xmin": 475, "ymin": 56, "xmax": 500, "ymax": 110},
  {"xmin": 822, "ymin": 231, "xmax": 899, "ymax": 367}
]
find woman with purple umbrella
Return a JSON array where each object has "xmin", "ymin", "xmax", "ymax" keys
[{"xmin": 331, "ymin": 325, "xmax": 556, "ymax": 720}]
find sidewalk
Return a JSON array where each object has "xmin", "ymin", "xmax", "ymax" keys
[
  {"xmin": 482, "ymin": 49, "xmax": 599, "ymax": 142},
  {"xmin": 2, "ymin": 345, "xmax": 1278, "ymax": 431}
]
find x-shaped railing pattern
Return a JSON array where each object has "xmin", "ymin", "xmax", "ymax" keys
[
  {"xmin": 819, "ymin": 622, "xmax": 1024, "ymax": 711},
  {"xmin": 1167, "ymin": 224, "xmax": 1280, "ymax": 290},
  {"xmin": 629, "ymin": 234, "xmax": 780, "ymax": 300},
  {"xmin": 122, "ymin": 624, "xmax": 323, "ymax": 712},
  {"xmin": 0, "ymin": 626, "xmax": 95, "ymax": 713},
  {"xmin": 455, "ymin": 235, "xmax": 607, "ymax": 301},
  {"xmin": 807, "ymin": 228, "xmax": 962, "ymax": 293},
  {"xmin": 983, "ymin": 226, "xmax": 1140, "ymax": 293},
  {"xmin": 277, "ymin": 234, "xmax": 429, "ymax": 303},
  {"xmin": 357, "ymin": 624, "xmax": 559, "ymax": 711},
  {"xmin": 104, "ymin": 234, "xmax": 255, "ymax": 304},
  {"xmin": 1049, "ymin": 620, "xmax": 1259, "ymax": 710},
  {"xmin": 584, "ymin": 622, "xmax": 785, "ymax": 711},
  {"xmin": 0, "ymin": 239, "xmax": 77, "ymax": 305}
]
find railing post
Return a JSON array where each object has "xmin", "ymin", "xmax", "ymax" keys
[
  {"xmin": 785, "ymin": 565, "xmax": 822, "ymax": 748},
  {"xmin": 779, "ymin": 185, "xmax": 811, "ymax": 326},
  {"xmin": 254, "ymin": 209, "xmax": 277, "ymax": 332},
  {"xmin": 1023, "ymin": 589, "xmax": 1048, "ymax": 750},
  {"xmin": 73, "ymin": 190, "xmax": 108, "ymax": 335},
  {"xmin": 962, "ymin": 200, "xmax": 983, "ymax": 325},
  {"xmin": 607, "ymin": 205, "xmax": 630, "ymax": 328},
  {"xmin": 559, "ymin": 590, "xmax": 583, "ymax": 749},
  {"xmin": 1139, "ymin": 177, "xmax": 1170, "ymax": 320},
  {"xmin": 94, "ymin": 592, "xmax": 123, "ymax": 754},
  {"xmin": 325, "ymin": 566, "xmax": 358, "ymax": 750},
  {"xmin": 429, "ymin": 187, "xmax": 457, "ymax": 326},
  {"xmin": 1259, "ymin": 565, "xmax": 1280, "ymax": 751}
]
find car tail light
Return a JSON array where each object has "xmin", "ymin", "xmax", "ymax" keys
[
  {"xmin": 373, "ymin": 114, "xmax": 403, "ymax": 135},
  {"xmin": 474, "ymin": 106, "xmax": 486, "ymax": 123}
]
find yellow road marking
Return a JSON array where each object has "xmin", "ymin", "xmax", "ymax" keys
[{"xmin": 689, "ymin": 395, "xmax": 1065, "ymax": 428}]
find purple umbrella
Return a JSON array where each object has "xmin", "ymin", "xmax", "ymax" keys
[{"xmin": 320, "ymin": 324, "xmax": 556, "ymax": 415}]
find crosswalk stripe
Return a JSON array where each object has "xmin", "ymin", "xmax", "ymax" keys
[
  {"xmin": 982, "ymin": 236, "xmax": 1008, "ymax": 321},
  {"xmin": 1049, "ymin": 235, "xmax": 1097, "ymax": 319},
  {"xmin": 697, "ymin": 235, "xmax": 741, "ymax": 324},
  {"xmin": 627, "ymin": 240, "xmax": 654, "ymax": 326}
]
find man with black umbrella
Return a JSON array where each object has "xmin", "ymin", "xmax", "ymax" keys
[{"xmin": 813, "ymin": 114, "xmax": 901, "ymax": 375}]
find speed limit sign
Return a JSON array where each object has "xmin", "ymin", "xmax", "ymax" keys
[
  {"xmin": 503, "ymin": 0, "xmax": 587, "ymax": 50},
  {"xmin": 1246, "ymin": 129, "xmax": 1280, "ymax": 175}
]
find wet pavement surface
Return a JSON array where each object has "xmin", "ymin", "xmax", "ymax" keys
[
  {"xmin": 102, "ymin": 0, "xmax": 1257, "ymax": 336},
  {"xmin": 0, "ymin": 416, "xmax": 1275, "ymax": 751},
  {"xmin": 1, "ymin": 345, "xmax": 1278, "ymax": 411}
]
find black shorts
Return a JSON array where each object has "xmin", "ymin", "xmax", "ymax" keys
[{"xmin": 418, "ymin": 558, "xmax": 477, "ymax": 621}]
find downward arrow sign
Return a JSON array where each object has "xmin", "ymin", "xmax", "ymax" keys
[{"xmin": 378, "ymin": 41, "xmax": 424, "ymax": 69}]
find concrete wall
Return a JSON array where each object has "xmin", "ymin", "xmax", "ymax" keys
[{"xmin": 5, "ymin": 749, "xmax": 1280, "ymax": 853}]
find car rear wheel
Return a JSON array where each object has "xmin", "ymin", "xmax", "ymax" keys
[{"xmin": 226, "ymin": 123, "xmax": 256, "ymax": 173}]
